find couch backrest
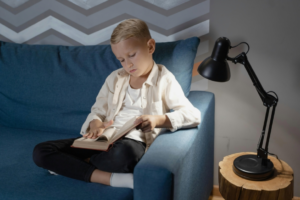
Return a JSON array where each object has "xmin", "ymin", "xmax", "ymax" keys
[{"xmin": 0, "ymin": 37, "xmax": 200, "ymax": 134}]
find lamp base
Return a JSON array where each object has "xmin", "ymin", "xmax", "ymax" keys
[{"xmin": 233, "ymin": 154, "xmax": 274, "ymax": 181}]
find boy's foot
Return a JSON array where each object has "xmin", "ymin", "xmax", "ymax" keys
[{"xmin": 110, "ymin": 173, "xmax": 134, "ymax": 189}]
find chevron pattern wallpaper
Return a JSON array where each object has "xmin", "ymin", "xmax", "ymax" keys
[{"xmin": 0, "ymin": 0, "xmax": 210, "ymax": 91}]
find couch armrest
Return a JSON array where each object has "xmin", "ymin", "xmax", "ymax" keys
[{"xmin": 133, "ymin": 91, "xmax": 215, "ymax": 200}]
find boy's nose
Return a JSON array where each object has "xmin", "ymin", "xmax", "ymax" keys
[{"xmin": 125, "ymin": 60, "xmax": 133, "ymax": 68}]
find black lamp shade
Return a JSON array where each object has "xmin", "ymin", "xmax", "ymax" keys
[
  {"xmin": 197, "ymin": 37, "xmax": 232, "ymax": 82},
  {"xmin": 197, "ymin": 57, "xmax": 231, "ymax": 82}
]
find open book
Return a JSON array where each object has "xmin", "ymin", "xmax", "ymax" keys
[{"xmin": 70, "ymin": 116, "xmax": 142, "ymax": 151}]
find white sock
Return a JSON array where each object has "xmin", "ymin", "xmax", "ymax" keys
[
  {"xmin": 48, "ymin": 170, "xmax": 59, "ymax": 175},
  {"xmin": 110, "ymin": 173, "xmax": 134, "ymax": 189}
]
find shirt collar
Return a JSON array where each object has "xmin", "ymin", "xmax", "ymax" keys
[{"xmin": 117, "ymin": 60, "xmax": 159, "ymax": 86}]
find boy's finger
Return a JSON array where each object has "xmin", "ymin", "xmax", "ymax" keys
[
  {"xmin": 83, "ymin": 132, "xmax": 89, "ymax": 137},
  {"xmin": 141, "ymin": 121, "xmax": 150, "ymax": 129},
  {"xmin": 91, "ymin": 133, "xmax": 96, "ymax": 138},
  {"xmin": 137, "ymin": 122, "xmax": 146, "ymax": 129},
  {"xmin": 143, "ymin": 124, "xmax": 150, "ymax": 131},
  {"xmin": 97, "ymin": 129, "xmax": 103, "ymax": 136},
  {"xmin": 89, "ymin": 132, "xmax": 95, "ymax": 138},
  {"xmin": 136, "ymin": 124, "xmax": 141, "ymax": 129},
  {"xmin": 134, "ymin": 117, "xmax": 144, "ymax": 125}
]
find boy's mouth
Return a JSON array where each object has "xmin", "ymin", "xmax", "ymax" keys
[{"xmin": 130, "ymin": 69, "xmax": 137, "ymax": 73}]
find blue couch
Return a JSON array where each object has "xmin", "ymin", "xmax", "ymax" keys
[{"xmin": 0, "ymin": 36, "xmax": 215, "ymax": 200}]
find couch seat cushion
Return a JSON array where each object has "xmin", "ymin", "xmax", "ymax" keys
[{"xmin": 0, "ymin": 125, "xmax": 133, "ymax": 200}]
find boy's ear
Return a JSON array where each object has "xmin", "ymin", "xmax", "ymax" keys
[{"xmin": 147, "ymin": 38, "xmax": 155, "ymax": 53}]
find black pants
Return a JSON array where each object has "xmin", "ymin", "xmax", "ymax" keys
[{"xmin": 32, "ymin": 135, "xmax": 146, "ymax": 183}]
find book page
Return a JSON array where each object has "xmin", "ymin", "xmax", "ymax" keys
[
  {"xmin": 110, "ymin": 116, "xmax": 140, "ymax": 142},
  {"xmin": 76, "ymin": 127, "xmax": 116, "ymax": 142},
  {"xmin": 98, "ymin": 126, "xmax": 116, "ymax": 141}
]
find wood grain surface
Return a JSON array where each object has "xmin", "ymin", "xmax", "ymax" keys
[{"xmin": 218, "ymin": 152, "xmax": 294, "ymax": 200}]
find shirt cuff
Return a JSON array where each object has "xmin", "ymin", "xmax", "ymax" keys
[{"xmin": 165, "ymin": 112, "xmax": 179, "ymax": 132}]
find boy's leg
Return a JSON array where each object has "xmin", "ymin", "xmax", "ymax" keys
[
  {"xmin": 89, "ymin": 138, "xmax": 146, "ymax": 173},
  {"xmin": 32, "ymin": 136, "xmax": 100, "ymax": 183},
  {"xmin": 84, "ymin": 157, "xmax": 91, "ymax": 163}
]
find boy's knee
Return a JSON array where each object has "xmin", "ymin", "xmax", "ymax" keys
[
  {"xmin": 125, "ymin": 157, "xmax": 140, "ymax": 173},
  {"xmin": 114, "ymin": 140, "xmax": 137, "ymax": 158},
  {"xmin": 32, "ymin": 143, "xmax": 47, "ymax": 167},
  {"xmin": 118, "ymin": 141, "xmax": 141, "ymax": 171}
]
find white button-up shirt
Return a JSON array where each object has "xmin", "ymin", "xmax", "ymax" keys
[
  {"xmin": 80, "ymin": 60, "xmax": 201, "ymax": 153},
  {"xmin": 111, "ymin": 81, "xmax": 146, "ymax": 143}
]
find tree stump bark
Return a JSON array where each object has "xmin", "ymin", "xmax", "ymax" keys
[{"xmin": 219, "ymin": 152, "xmax": 294, "ymax": 200}]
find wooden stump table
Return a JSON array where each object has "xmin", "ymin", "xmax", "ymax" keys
[{"xmin": 219, "ymin": 152, "xmax": 294, "ymax": 200}]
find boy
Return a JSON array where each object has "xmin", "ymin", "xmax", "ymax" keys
[
  {"xmin": 37, "ymin": 18, "xmax": 200, "ymax": 190},
  {"xmin": 80, "ymin": 18, "xmax": 201, "ymax": 189}
]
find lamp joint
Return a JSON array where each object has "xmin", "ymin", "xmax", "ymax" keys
[{"xmin": 257, "ymin": 147, "xmax": 268, "ymax": 160}]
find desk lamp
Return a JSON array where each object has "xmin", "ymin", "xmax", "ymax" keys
[{"xmin": 197, "ymin": 37, "xmax": 279, "ymax": 181}]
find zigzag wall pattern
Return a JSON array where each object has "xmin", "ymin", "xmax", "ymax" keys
[{"xmin": 0, "ymin": 0, "xmax": 210, "ymax": 89}]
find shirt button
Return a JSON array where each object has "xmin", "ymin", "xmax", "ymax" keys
[{"xmin": 143, "ymin": 97, "xmax": 146, "ymax": 99}]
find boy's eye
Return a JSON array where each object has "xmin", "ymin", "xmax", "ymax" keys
[{"xmin": 120, "ymin": 53, "xmax": 135, "ymax": 62}]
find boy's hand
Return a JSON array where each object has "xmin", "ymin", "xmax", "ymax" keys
[
  {"xmin": 134, "ymin": 115, "xmax": 157, "ymax": 132},
  {"xmin": 83, "ymin": 119, "xmax": 114, "ymax": 139}
]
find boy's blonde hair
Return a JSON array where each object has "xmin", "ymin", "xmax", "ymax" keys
[{"xmin": 110, "ymin": 18, "xmax": 152, "ymax": 45}]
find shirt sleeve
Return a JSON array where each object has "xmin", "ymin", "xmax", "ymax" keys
[
  {"xmin": 164, "ymin": 75, "xmax": 201, "ymax": 132},
  {"xmin": 79, "ymin": 76, "xmax": 111, "ymax": 135}
]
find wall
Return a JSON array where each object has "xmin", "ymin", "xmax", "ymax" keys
[
  {"xmin": 191, "ymin": 0, "xmax": 300, "ymax": 196},
  {"xmin": 0, "ymin": 0, "xmax": 209, "ymax": 45}
]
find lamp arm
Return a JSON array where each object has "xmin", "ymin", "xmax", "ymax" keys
[
  {"xmin": 227, "ymin": 52, "xmax": 277, "ymax": 107},
  {"xmin": 227, "ymin": 52, "xmax": 279, "ymax": 164}
]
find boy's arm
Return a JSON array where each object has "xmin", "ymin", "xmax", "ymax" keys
[
  {"xmin": 80, "ymin": 76, "xmax": 111, "ymax": 135},
  {"xmin": 164, "ymin": 75, "xmax": 201, "ymax": 132},
  {"xmin": 155, "ymin": 115, "xmax": 172, "ymax": 129}
]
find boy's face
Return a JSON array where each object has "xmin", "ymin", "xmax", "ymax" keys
[{"xmin": 111, "ymin": 36, "xmax": 155, "ymax": 78}]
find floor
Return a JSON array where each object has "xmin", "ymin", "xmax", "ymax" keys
[
  {"xmin": 209, "ymin": 194, "xmax": 300, "ymax": 200},
  {"xmin": 209, "ymin": 196, "xmax": 224, "ymax": 200}
]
